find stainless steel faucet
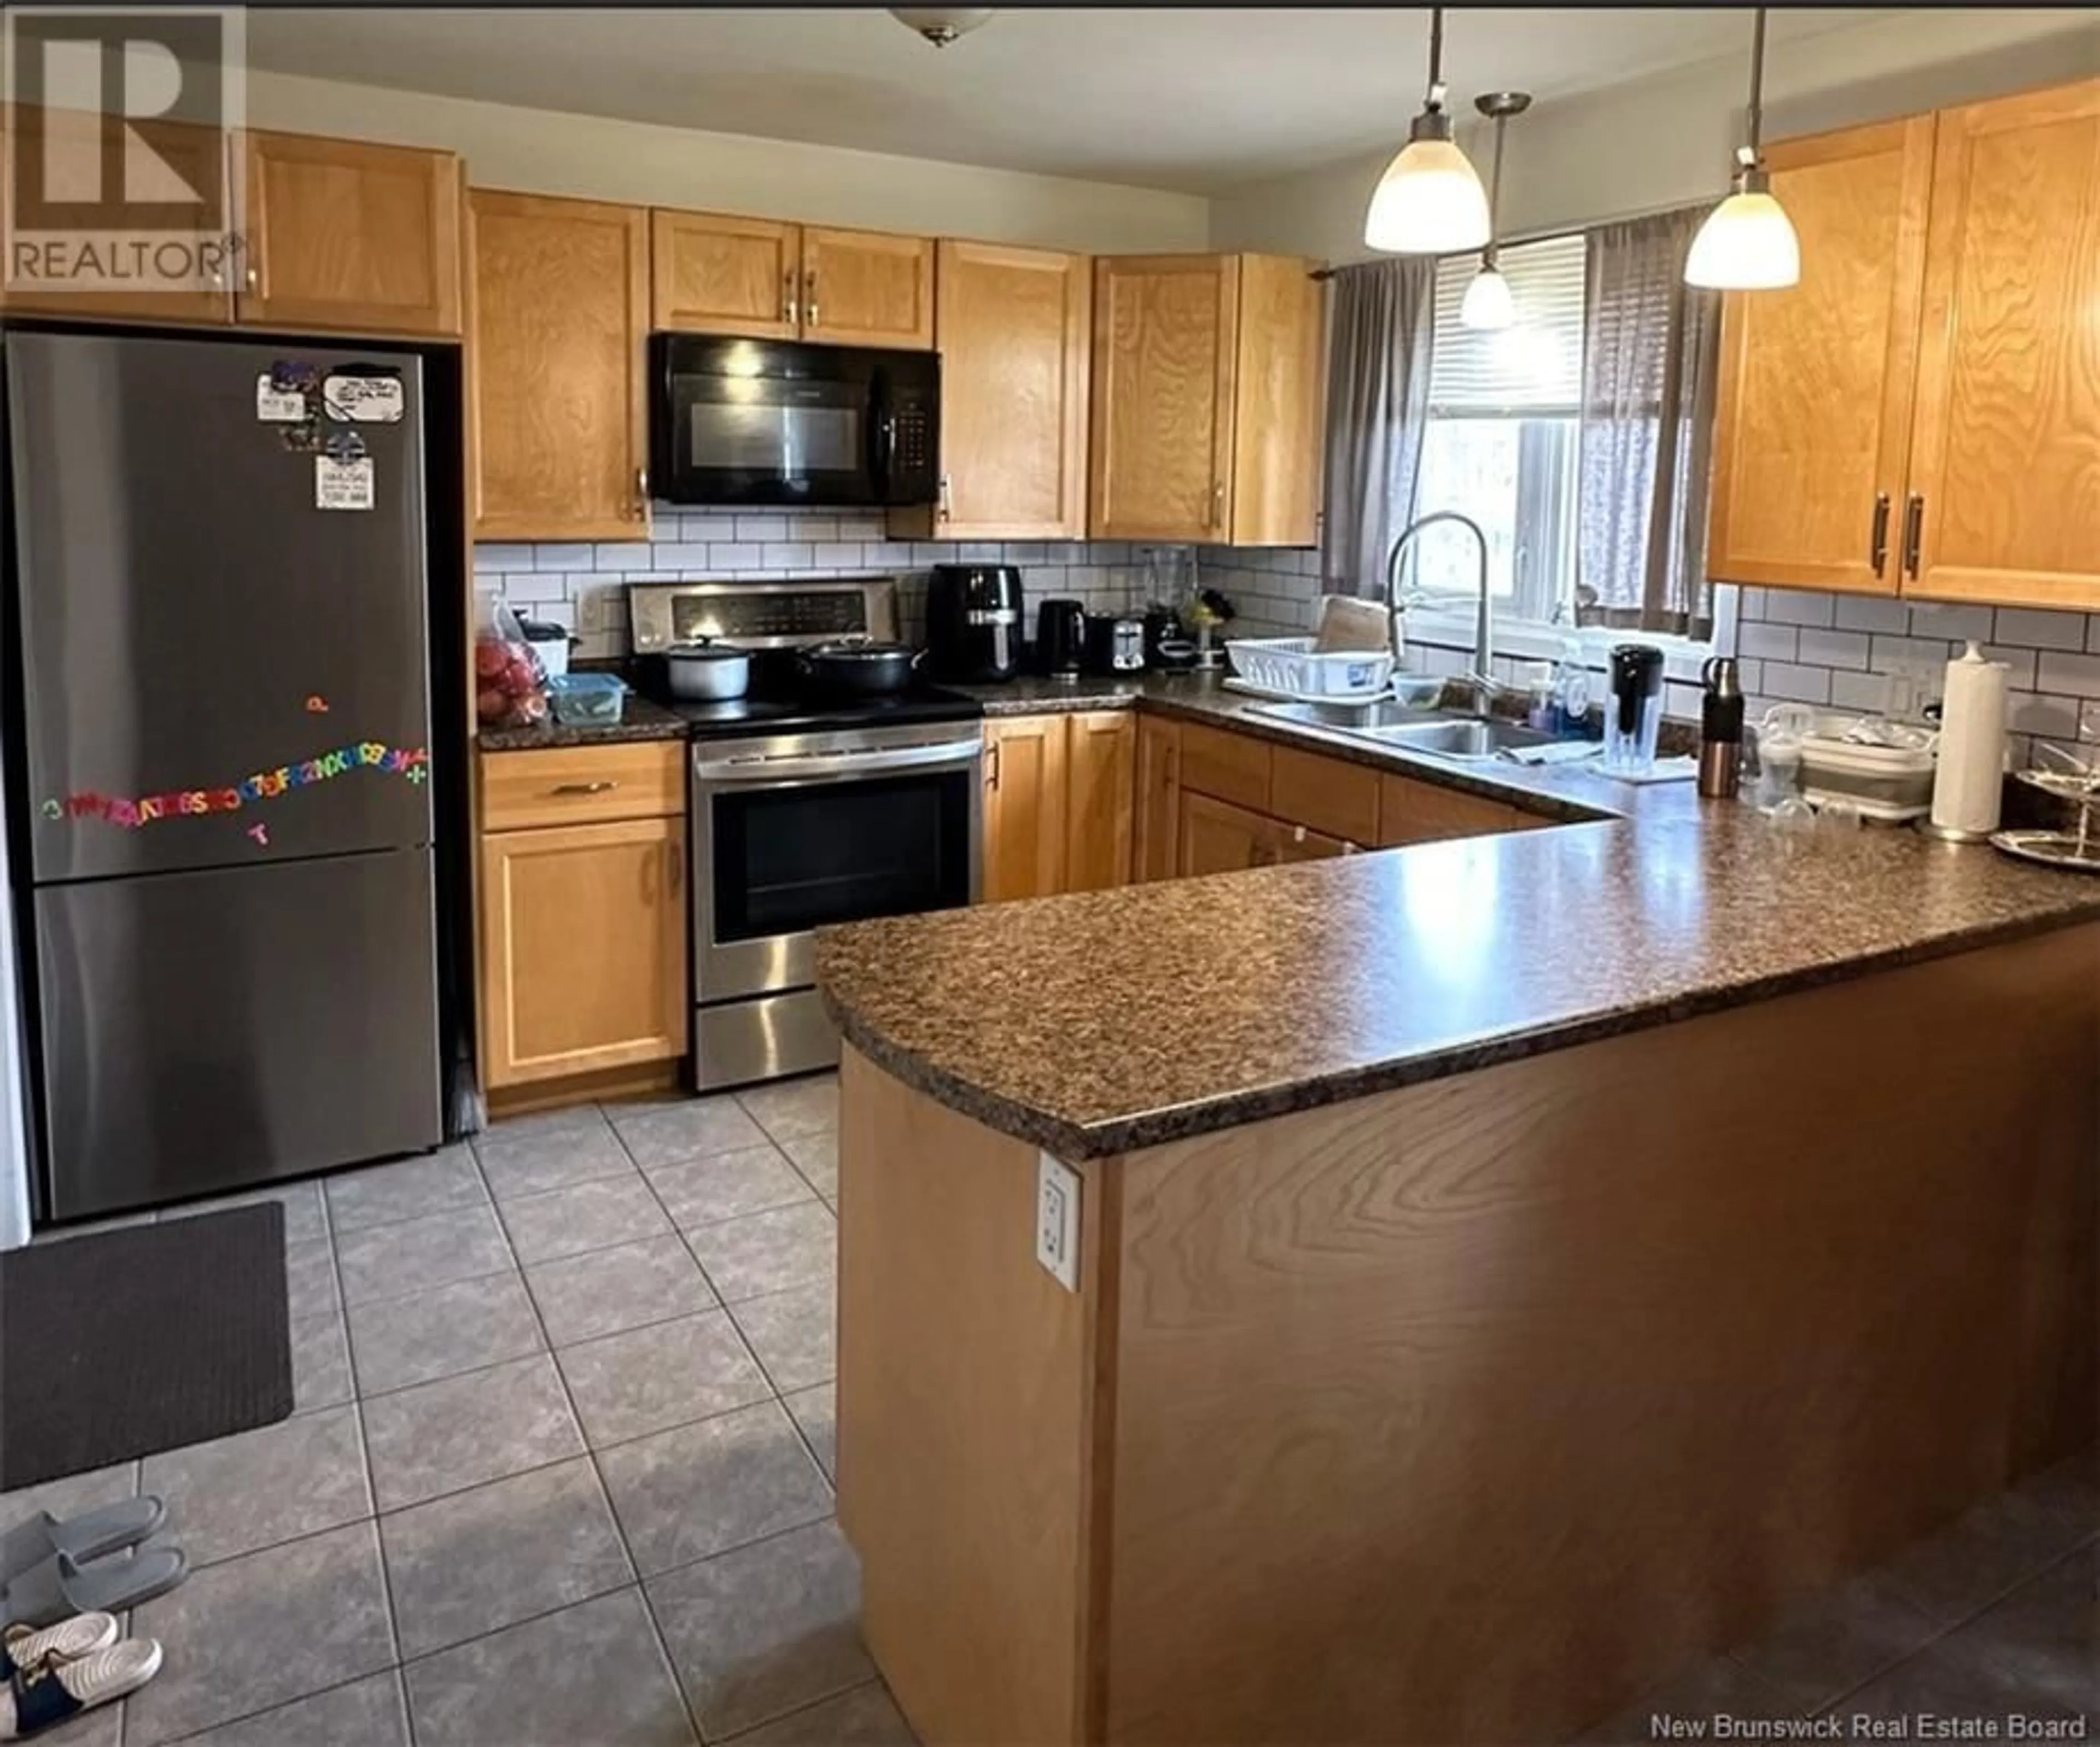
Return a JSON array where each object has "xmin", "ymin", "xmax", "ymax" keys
[{"xmin": 1384, "ymin": 511, "xmax": 1498, "ymax": 717}]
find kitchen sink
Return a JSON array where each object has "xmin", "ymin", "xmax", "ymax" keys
[
  {"xmin": 1360, "ymin": 717, "xmax": 1559, "ymax": 759},
  {"xmin": 1247, "ymin": 699, "xmax": 1560, "ymax": 761},
  {"xmin": 1247, "ymin": 699, "xmax": 1433, "ymax": 731}
]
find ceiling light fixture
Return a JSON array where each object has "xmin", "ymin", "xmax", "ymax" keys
[
  {"xmin": 1363, "ymin": 6, "xmax": 1492, "ymax": 255},
  {"xmin": 1460, "ymin": 90, "xmax": 1530, "ymax": 330},
  {"xmin": 888, "ymin": 8, "xmax": 995, "ymax": 48},
  {"xmin": 1685, "ymin": 6, "xmax": 1800, "ymax": 290}
]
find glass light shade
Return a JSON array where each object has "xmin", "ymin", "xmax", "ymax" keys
[
  {"xmin": 1459, "ymin": 263, "xmax": 1515, "ymax": 330},
  {"xmin": 1363, "ymin": 136, "xmax": 1492, "ymax": 254},
  {"xmin": 1685, "ymin": 190, "xmax": 1801, "ymax": 289}
]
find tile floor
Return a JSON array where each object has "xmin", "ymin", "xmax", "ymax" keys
[
  {"xmin": 7, "ymin": 1067, "xmax": 2092, "ymax": 1745},
  {"xmin": 9, "ymin": 1070, "xmax": 907, "ymax": 1747}
]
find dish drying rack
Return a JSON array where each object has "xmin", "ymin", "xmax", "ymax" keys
[{"xmin": 1993, "ymin": 743, "xmax": 2100, "ymax": 874}]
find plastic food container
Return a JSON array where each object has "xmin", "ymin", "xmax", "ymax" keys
[
  {"xmin": 546, "ymin": 673, "xmax": 627, "ymax": 727},
  {"xmin": 1226, "ymin": 637, "xmax": 1395, "ymax": 698},
  {"xmin": 1792, "ymin": 714, "xmax": 1938, "ymax": 821}
]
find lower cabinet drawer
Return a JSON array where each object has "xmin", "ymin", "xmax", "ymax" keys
[
  {"xmin": 1178, "ymin": 722, "xmax": 1272, "ymax": 811},
  {"xmin": 1271, "ymin": 746, "xmax": 1380, "ymax": 848},
  {"xmin": 480, "ymin": 743, "xmax": 686, "ymax": 831},
  {"xmin": 1376, "ymin": 772, "xmax": 1519, "ymax": 846}
]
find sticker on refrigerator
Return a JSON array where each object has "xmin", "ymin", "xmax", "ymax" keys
[
  {"xmin": 280, "ymin": 419, "xmax": 322, "ymax": 454},
  {"xmin": 254, "ymin": 373, "xmax": 307, "ymax": 422},
  {"xmin": 322, "ymin": 370, "xmax": 404, "ymax": 424},
  {"xmin": 315, "ymin": 454, "xmax": 375, "ymax": 511},
  {"xmin": 269, "ymin": 360, "xmax": 322, "ymax": 395}
]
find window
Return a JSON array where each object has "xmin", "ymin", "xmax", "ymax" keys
[{"xmin": 1410, "ymin": 233, "xmax": 1586, "ymax": 626}]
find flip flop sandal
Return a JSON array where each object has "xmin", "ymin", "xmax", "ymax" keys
[
  {"xmin": 1, "ymin": 1637, "xmax": 162, "ymax": 1740},
  {"xmin": 0, "ymin": 1548, "xmax": 186, "ymax": 1632},
  {"xmin": 0, "ymin": 1615, "xmax": 118, "ymax": 1680},
  {"xmin": 0, "ymin": 1499, "xmax": 165, "ymax": 1586}
]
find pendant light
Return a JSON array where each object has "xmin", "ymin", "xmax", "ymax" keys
[
  {"xmin": 1459, "ymin": 91, "xmax": 1530, "ymax": 330},
  {"xmin": 1364, "ymin": 7, "xmax": 1491, "ymax": 254},
  {"xmin": 1685, "ymin": 6, "xmax": 1800, "ymax": 289}
]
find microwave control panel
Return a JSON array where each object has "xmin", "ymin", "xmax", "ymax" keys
[{"xmin": 894, "ymin": 404, "xmax": 932, "ymax": 475}]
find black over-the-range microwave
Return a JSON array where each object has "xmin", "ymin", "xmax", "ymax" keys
[{"xmin": 648, "ymin": 334, "xmax": 941, "ymax": 508}]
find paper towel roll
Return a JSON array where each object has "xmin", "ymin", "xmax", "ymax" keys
[{"xmin": 1930, "ymin": 641, "xmax": 2009, "ymax": 835}]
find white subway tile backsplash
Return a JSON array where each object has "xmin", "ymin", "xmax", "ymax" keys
[
  {"xmin": 1907, "ymin": 602, "xmax": 1993, "ymax": 642},
  {"xmin": 533, "ymin": 544, "xmax": 594, "ymax": 571},
  {"xmin": 1828, "ymin": 670, "xmax": 1892, "ymax": 713},
  {"xmin": 499, "ymin": 571, "xmax": 569, "ymax": 604},
  {"xmin": 1868, "ymin": 634, "xmax": 1955, "ymax": 673},
  {"xmin": 1832, "ymin": 595, "xmax": 1909, "ymax": 635},
  {"xmin": 810, "ymin": 542, "xmax": 868, "ymax": 569},
  {"xmin": 1992, "ymin": 606, "xmax": 2090, "ymax": 652},
  {"xmin": 1978, "ymin": 645, "xmax": 2038, "ymax": 692},
  {"xmin": 1759, "ymin": 591, "xmax": 1835, "ymax": 629},
  {"xmin": 473, "ymin": 544, "xmax": 534, "ymax": 573},
  {"xmin": 594, "ymin": 543, "xmax": 644, "ymax": 570},
  {"xmin": 2035, "ymin": 650, "xmax": 2100, "ymax": 698},
  {"xmin": 1740, "ymin": 623, "xmax": 1798, "ymax": 662},
  {"xmin": 1796, "ymin": 628, "xmax": 1870, "ymax": 670},
  {"xmin": 1759, "ymin": 662, "xmax": 1833, "ymax": 705},
  {"xmin": 2009, "ymin": 692, "xmax": 2081, "ymax": 739},
  {"xmin": 758, "ymin": 541, "xmax": 812, "ymax": 569},
  {"xmin": 734, "ymin": 515, "xmax": 790, "ymax": 543},
  {"xmin": 650, "ymin": 544, "xmax": 710, "ymax": 570}
]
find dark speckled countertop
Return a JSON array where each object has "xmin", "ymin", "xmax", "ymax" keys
[
  {"xmin": 818, "ymin": 673, "xmax": 2100, "ymax": 1160},
  {"xmin": 479, "ymin": 693, "xmax": 690, "ymax": 751}
]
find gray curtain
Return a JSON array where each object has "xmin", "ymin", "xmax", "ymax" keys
[
  {"xmin": 1320, "ymin": 257, "xmax": 1437, "ymax": 600},
  {"xmin": 1577, "ymin": 208, "xmax": 1721, "ymax": 638}
]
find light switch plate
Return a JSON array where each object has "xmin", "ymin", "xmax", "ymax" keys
[{"xmin": 1036, "ymin": 1152, "xmax": 1081, "ymax": 1292}]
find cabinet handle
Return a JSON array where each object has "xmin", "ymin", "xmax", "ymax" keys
[
  {"xmin": 550, "ymin": 781, "xmax": 617, "ymax": 796},
  {"xmin": 937, "ymin": 474, "xmax": 953, "ymax": 524},
  {"xmin": 986, "ymin": 740, "xmax": 1001, "ymax": 791},
  {"xmin": 666, "ymin": 842, "xmax": 684, "ymax": 895},
  {"xmin": 783, "ymin": 269, "xmax": 798, "ymax": 325},
  {"xmin": 1869, "ymin": 492, "xmax": 1891, "ymax": 576},
  {"xmin": 1208, "ymin": 481, "xmax": 1224, "ymax": 529},
  {"xmin": 637, "ymin": 467, "xmax": 652, "ymax": 531},
  {"xmin": 1902, "ymin": 494, "xmax": 1924, "ymax": 580},
  {"xmin": 804, "ymin": 269, "xmax": 818, "ymax": 329}
]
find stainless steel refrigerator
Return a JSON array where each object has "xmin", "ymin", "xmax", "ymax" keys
[{"xmin": 7, "ymin": 330, "xmax": 444, "ymax": 1220}]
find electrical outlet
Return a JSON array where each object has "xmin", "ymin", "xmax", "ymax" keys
[
  {"xmin": 1036, "ymin": 1153, "xmax": 1081, "ymax": 1292},
  {"xmin": 576, "ymin": 584, "xmax": 616, "ymax": 636}
]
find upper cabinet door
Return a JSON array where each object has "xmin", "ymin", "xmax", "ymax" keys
[
  {"xmin": 1089, "ymin": 254, "xmax": 1239, "ymax": 542},
  {"xmin": 1906, "ymin": 78, "xmax": 2100, "ymax": 610},
  {"xmin": 1227, "ymin": 255, "xmax": 1323, "ymax": 547},
  {"xmin": 1706, "ymin": 115, "xmax": 1936, "ymax": 597},
  {"xmin": 469, "ymin": 190, "xmax": 650, "ymax": 543},
  {"xmin": 651, "ymin": 209, "xmax": 801, "ymax": 338},
  {"xmin": 930, "ymin": 239, "xmax": 1090, "ymax": 539},
  {"xmin": 238, "ymin": 132, "xmax": 463, "ymax": 337},
  {"xmin": 801, "ymin": 226, "xmax": 935, "ymax": 349},
  {"xmin": 0, "ymin": 108, "xmax": 235, "ymax": 324}
]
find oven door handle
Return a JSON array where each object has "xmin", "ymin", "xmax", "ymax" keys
[{"xmin": 693, "ymin": 740, "xmax": 983, "ymax": 785}]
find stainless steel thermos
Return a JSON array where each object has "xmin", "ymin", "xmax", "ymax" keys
[{"xmin": 1699, "ymin": 655, "xmax": 1745, "ymax": 799}]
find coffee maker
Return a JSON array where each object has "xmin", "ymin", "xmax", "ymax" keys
[{"xmin": 924, "ymin": 565, "xmax": 1024, "ymax": 682}]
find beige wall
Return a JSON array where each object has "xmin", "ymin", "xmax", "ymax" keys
[
  {"xmin": 244, "ymin": 70, "xmax": 1210, "ymax": 253},
  {"xmin": 1210, "ymin": 8, "xmax": 2099, "ymax": 260}
]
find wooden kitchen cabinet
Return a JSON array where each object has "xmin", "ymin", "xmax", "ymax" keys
[
  {"xmin": 1178, "ymin": 791, "xmax": 1277, "ymax": 877},
  {"xmin": 1089, "ymin": 252, "xmax": 1322, "ymax": 546},
  {"xmin": 982, "ymin": 715, "xmax": 1069, "ymax": 904},
  {"xmin": 469, "ymin": 190, "xmax": 650, "ymax": 542},
  {"xmin": 1706, "ymin": 115, "xmax": 1935, "ymax": 597},
  {"xmin": 892, "ymin": 239, "xmax": 1090, "ymax": 541},
  {"xmin": 479, "ymin": 815, "xmax": 688, "ymax": 1089},
  {"xmin": 801, "ymin": 225, "xmax": 936, "ymax": 349},
  {"xmin": 1708, "ymin": 75, "xmax": 2100, "ymax": 611},
  {"xmin": 651, "ymin": 208, "xmax": 801, "ymax": 338},
  {"xmin": 1905, "ymin": 79, "xmax": 2100, "ymax": 609},
  {"xmin": 240, "ymin": 131, "xmax": 463, "ymax": 336},
  {"xmin": 1064, "ymin": 711, "xmax": 1136, "ymax": 892},
  {"xmin": 1376, "ymin": 772, "xmax": 1519, "ymax": 847},
  {"xmin": 1133, "ymin": 715, "xmax": 1182, "ymax": 883}
]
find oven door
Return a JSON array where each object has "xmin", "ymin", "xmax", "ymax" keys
[{"xmin": 690, "ymin": 726, "xmax": 983, "ymax": 1003}]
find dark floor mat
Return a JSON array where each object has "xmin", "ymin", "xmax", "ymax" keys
[{"xmin": 0, "ymin": 1204, "xmax": 293, "ymax": 1491}]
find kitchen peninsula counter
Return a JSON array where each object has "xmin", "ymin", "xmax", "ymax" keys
[
  {"xmin": 818, "ymin": 678, "xmax": 2099, "ymax": 1747},
  {"xmin": 823, "ymin": 674, "xmax": 2100, "ymax": 1159}
]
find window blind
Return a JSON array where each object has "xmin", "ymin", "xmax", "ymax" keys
[{"xmin": 1428, "ymin": 233, "xmax": 1587, "ymax": 413}]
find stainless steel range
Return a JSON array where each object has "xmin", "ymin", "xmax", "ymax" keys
[{"xmin": 629, "ymin": 578, "xmax": 984, "ymax": 1090}]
